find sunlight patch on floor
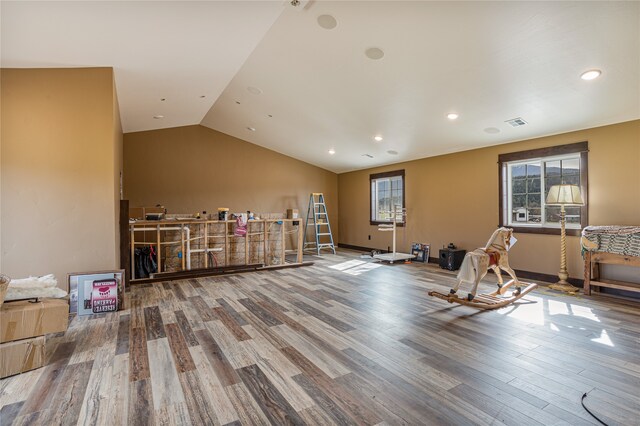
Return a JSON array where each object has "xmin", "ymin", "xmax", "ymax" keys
[
  {"xmin": 547, "ymin": 298, "xmax": 601, "ymax": 323},
  {"xmin": 328, "ymin": 260, "xmax": 382, "ymax": 276},
  {"xmin": 496, "ymin": 294, "xmax": 614, "ymax": 346},
  {"xmin": 329, "ymin": 259, "xmax": 364, "ymax": 271},
  {"xmin": 591, "ymin": 329, "xmax": 614, "ymax": 347},
  {"xmin": 497, "ymin": 294, "xmax": 546, "ymax": 325}
]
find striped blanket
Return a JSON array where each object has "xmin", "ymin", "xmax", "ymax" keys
[{"xmin": 581, "ymin": 226, "xmax": 640, "ymax": 257}]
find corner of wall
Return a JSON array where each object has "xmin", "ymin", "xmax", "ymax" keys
[{"xmin": 112, "ymin": 69, "xmax": 124, "ymax": 268}]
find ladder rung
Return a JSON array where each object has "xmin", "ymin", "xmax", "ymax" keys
[{"xmin": 317, "ymin": 233, "xmax": 331, "ymax": 236}]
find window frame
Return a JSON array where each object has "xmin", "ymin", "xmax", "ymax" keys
[
  {"xmin": 498, "ymin": 142, "xmax": 588, "ymax": 236},
  {"xmin": 370, "ymin": 169, "xmax": 405, "ymax": 226}
]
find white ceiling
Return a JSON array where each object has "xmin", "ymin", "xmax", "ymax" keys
[
  {"xmin": 1, "ymin": 1, "xmax": 284, "ymax": 133},
  {"xmin": 3, "ymin": 1, "xmax": 640, "ymax": 173}
]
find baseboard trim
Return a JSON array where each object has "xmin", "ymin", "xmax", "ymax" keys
[
  {"xmin": 338, "ymin": 243, "xmax": 584, "ymax": 288},
  {"xmin": 511, "ymin": 269, "xmax": 584, "ymax": 287},
  {"xmin": 429, "ymin": 261, "xmax": 584, "ymax": 287},
  {"xmin": 339, "ymin": 244, "xmax": 584, "ymax": 286},
  {"xmin": 129, "ymin": 261, "xmax": 313, "ymax": 285},
  {"xmin": 337, "ymin": 243, "xmax": 389, "ymax": 253}
]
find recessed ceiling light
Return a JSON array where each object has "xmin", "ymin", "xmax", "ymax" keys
[
  {"xmin": 374, "ymin": 135, "xmax": 383, "ymax": 142},
  {"xmin": 447, "ymin": 113, "xmax": 459, "ymax": 120},
  {"xmin": 328, "ymin": 149, "xmax": 336, "ymax": 155},
  {"xmin": 247, "ymin": 86, "xmax": 262, "ymax": 95},
  {"xmin": 387, "ymin": 150, "xmax": 398, "ymax": 155},
  {"xmin": 153, "ymin": 115, "xmax": 164, "ymax": 119},
  {"xmin": 317, "ymin": 14, "xmax": 337, "ymax": 30},
  {"xmin": 365, "ymin": 47, "xmax": 384, "ymax": 60},
  {"xmin": 484, "ymin": 127, "xmax": 501, "ymax": 134},
  {"xmin": 247, "ymin": 127, "xmax": 256, "ymax": 132},
  {"xmin": 580, "ymin": 69, "xmax": 602, "ymax": 81}
]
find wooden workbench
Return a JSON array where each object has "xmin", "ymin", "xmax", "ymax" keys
[{"xmin": 129, "ymin": 218, "xmax": 304, "ymax": 282}]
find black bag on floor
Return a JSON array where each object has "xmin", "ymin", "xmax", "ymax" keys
[{"xmin": 134, "ymin": 245, "xmax": 158, "ymax": 279}]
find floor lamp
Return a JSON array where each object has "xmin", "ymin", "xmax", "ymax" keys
[{"xmin": 546, "ymin": 184, "xmax": 584, "ymax": 293}]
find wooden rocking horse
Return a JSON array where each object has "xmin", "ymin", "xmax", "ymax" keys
[{"xmin": 428, "ymin": 227, "xmax": 538, "ymax": 310}]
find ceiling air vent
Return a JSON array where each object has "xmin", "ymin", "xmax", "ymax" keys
[
  {"xmin": 362, "ymin": 154, "xmax": 374, "ymax": 158},
  {"xmin": 505, "ymin": 117, "xmax": 527, "ymax": 127}
]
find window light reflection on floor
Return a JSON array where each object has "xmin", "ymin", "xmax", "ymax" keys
[
  {"xmin": 497, "ymin": 293, "xmax": 614, "ymax": 347},
  {"xmin": 329, "ymin": 259, "xmax": 364, "ymax": 271},
  {"xmin": 497, "ymin": 294, "xmax": 546, "ymax": 325},
  {"xmin": 328, "ymin": 260, "xmax": 382, "ymax": 275},
  {"xmin": 591, "ymin": 329, "xmax": 614, "ymax": 347}
]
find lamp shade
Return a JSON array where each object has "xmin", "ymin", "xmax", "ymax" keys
[{"xmin": 546, "ymin": 184, "xmax": 583, "ymax": 205}]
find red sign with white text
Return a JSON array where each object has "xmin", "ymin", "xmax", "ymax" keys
[{"xmin": 91, "ymin": 279, "xmax": 118, "ymax": 313}]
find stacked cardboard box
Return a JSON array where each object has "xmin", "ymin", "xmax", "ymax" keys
[{"xmin": 0, "ymin": 299, "xmax": 69, "ymax": 378}]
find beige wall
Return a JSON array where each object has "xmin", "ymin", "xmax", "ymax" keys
[
  {"xmin": 123, "ymin": 125, "xmax": 339, "ymax": 241},
  {"xmin": 339, "ymin": 120, "xmax": 640, "ymax": 279},
  {"xmin": 1, "ymin": 68, "xmax": 122, "ymax": 288}
]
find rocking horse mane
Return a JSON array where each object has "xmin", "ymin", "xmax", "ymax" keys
[{"xmin": 484, "ymin": 227, "xmax": 512, "ymax": 251}]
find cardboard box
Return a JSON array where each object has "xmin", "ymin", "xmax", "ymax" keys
[
  {"xmin": 129, "ymin": 206, "xmax": 165, "ymax": 220},
  {"xmin": 129, "ymin": 207, "xmax": 145, "ymax": 220},
  {"xmin": 0, "ymin": 336, "xmax": 46, "ymax": 378},
  {"xmin": 286, "ymin": 209, "xmax": 299, "ymax": 219},
  {"xmin": 0, "ymin": 299, "xmax": 69, "ymax": 343}
]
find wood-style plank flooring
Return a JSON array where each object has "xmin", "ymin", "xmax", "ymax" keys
[{"xmin": 1, "ymin": 250, "xmax": 640, "ymax": 425}]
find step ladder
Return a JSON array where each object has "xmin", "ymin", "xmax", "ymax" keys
[{"xmin": 303, "ymin": 193, "xmax": 336, "ymax": 255}]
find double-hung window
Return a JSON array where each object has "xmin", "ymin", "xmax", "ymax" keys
[
  {"xmin": 499, "ymin": 142, "xmax": 588, "ymax": 235},
  {"xmin": 370, "ymin": 170, "xmax": 404, "ymax": 225}
]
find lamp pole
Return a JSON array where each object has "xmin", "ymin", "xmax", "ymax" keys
[
  {"xmin": 557, "ymin": 204, "xmax": 569, "ymax": 285},
  {"xmin": 549, "ymin": 202, "xmax": 579, "ymax": 293}
]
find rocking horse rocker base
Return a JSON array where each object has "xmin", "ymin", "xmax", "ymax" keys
[{"xmin": 428, "ymin": 279, "xmax": 538, "ymax": 310}]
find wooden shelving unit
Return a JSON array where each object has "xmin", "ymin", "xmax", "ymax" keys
[{"xmin": 129, "ymin": 218, "xmax": 304, "ymax": 282}]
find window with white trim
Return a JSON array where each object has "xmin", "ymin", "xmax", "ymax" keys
[
  {"xmin": 370, "ymin": 170, "xmax": 404, "ymax": 225},
  {"xmin": 499, "ymin": 142, "xmax": 588, "ymax": 235}
]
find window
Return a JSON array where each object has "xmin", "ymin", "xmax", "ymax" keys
[
  {"xmin": 370, "ymin": 170, "xmax": 405, "ymax": 225},
  {"xmin": 499, "ymin": 142, "xmax": 588, "ymax": 235}
]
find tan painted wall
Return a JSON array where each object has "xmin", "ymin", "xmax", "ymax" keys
[
  {"xmin": 123, "ymin": 125, "xmax": 339, "ymax": 241},
  {"xmin": 338, "ymin": 120, "xmax": 640, "ymax": 279},
  {"xmin": 1, "ymin": 68, "xmax": 122, "ymax": 289}
]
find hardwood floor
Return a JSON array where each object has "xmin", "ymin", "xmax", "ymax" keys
[{"xmin": 1, "ymin": 250, "xmax": 639, "ymax": 425}]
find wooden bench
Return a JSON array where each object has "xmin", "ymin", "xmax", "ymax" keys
[{"xmin": 584, "ymin": 251, "xmax": 640, "ymax": 296}]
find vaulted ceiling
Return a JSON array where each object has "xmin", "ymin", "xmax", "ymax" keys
[{"xmin": 3, "ymin": 1, "xmax": 639, "ymax": 173}]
